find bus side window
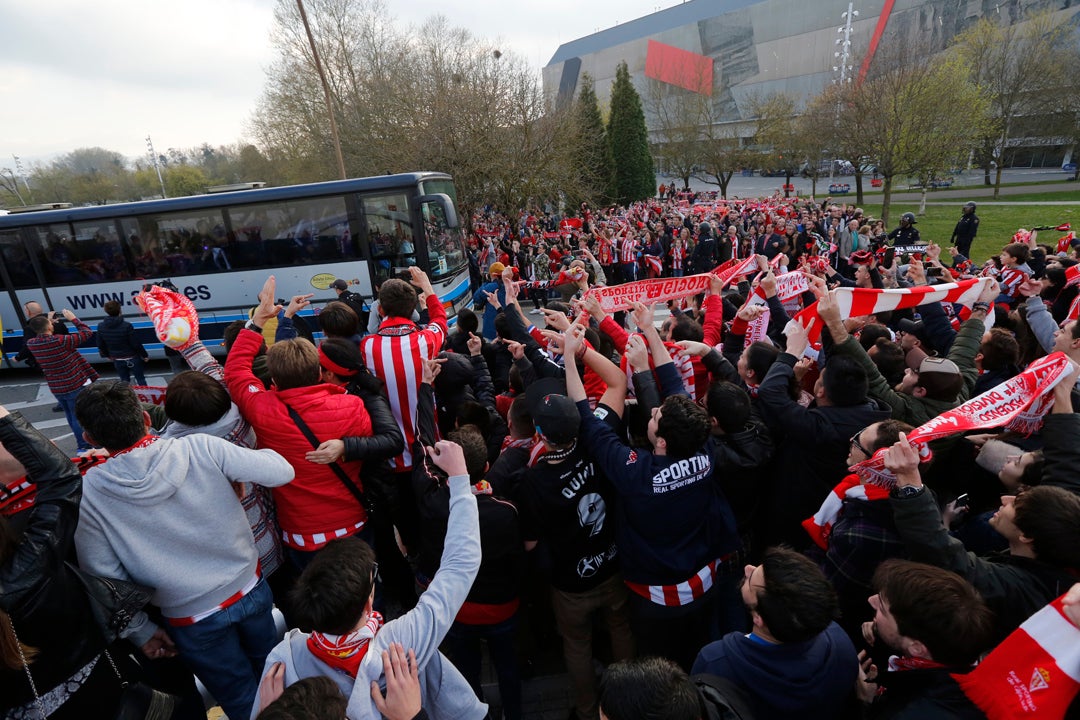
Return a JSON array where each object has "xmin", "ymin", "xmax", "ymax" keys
[
  {"xmin": 0, "ymin": 231, "xmax": 36, "ymax": 288},
  {"xmin": 72, "ymin": 221, "xmax": 131, "ymax": 281},
  {"xmin": 228, "ymin": 197, "xmax": 349, "ymax": 269},
  {"xmin": 30, "ymin": 224, "xmax": 85, "ymax": 285}
]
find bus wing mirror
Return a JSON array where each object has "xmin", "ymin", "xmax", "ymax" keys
[{"xmin": 416, "ymin": 193, "xmax": 459, "ymax": 229}]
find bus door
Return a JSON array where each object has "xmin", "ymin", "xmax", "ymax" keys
[{"xmin": 362, "ymin": 193, "xmax": 418, "ymax": 289}]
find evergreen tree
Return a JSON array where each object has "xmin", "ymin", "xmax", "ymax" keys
[
  {"xmin": 607, "ymin": 62, "xmax": 655, "ymax": 204},
  {"xmin": 575, "ymin": 73, "xmax": 615, "ymax": 203}
]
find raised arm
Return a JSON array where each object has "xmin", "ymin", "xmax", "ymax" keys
[{"xmin": 1041, "ymin": 364, "xmax": 1080, "ymax": 495}]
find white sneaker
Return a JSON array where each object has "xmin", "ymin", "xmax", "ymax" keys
[{"xmin": 530, "ymin": 308, "xmax": 543, "ymax": 315}]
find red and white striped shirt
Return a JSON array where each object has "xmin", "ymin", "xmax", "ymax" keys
[
  {"xmin": 596, "ymin": 236, "xmax": 615, "ymax": 265},
  {"xmin": 669, "ymin": 244, "xmax": 687, "ymax": 272},
  {"xmin": 361, "ymin": 295, "xmax": 448, "ymax": 471},
  {"xmin": 620, "ymin": 236, "xmax": 638, "ymax": 264}
]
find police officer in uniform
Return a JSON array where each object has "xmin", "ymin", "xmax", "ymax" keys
[
  {"xmin": 950, "ymin": 201, "xmax": 979, "ymax": 258},
  {"xmin": 887, "ymin": 212, "xmax": 921, "ymax": 246}
]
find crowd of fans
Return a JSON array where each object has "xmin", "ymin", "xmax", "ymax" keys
[{"xmin": 3, "ymin": 190, "xmax": 1080, "ymax": 720}]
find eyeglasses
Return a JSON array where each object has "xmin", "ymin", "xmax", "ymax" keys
[{"xmin": 849, "ymin": 431, "xmax": 872, "ymax": 457}]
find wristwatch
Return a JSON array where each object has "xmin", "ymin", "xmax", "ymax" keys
[
  {"xmin": 245, "ymin": 319, "xmax": 263, "ymax": 333},
  {"xmin": 892, "ymin": 484, "xmax": 925, "ymax": 499}
]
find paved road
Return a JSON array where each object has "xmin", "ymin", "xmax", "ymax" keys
[{"xmin": 0, "ymin": 361, "xmax": 176, "ymax": 457}]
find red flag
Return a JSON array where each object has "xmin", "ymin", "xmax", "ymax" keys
[{"xmin": 954, "ymin": 593, "xmax": 1080, "ymax": 719}]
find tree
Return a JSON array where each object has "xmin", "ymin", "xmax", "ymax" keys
[
  {"xmin": 608, "ymin": 62, "xmax": 655, "ymax": 204},
  {"xmin": 792, "ymin": 97, "xmax": 837, "ymax": 200},
  {"xmin": 749, "ymin": 93, "xmax": 804, "ymax": 197},
  {"xmin": 954, "ymin": 12, "xmax": 1075, "ymax": 197},
  {"xmin": 699, "ymin": 125, "xmax": 745, "ymax": 200},
  {"xmin": 645, "ymin": 75, "xmax": 708, "ymax": 192},
  {"xmin": 573, "ymin": 73, "xmax": 615, "ymax": 205},
  {"xmin": 851, "ymin": 42, "xmax": 985, "ymax": 224},
  {"xmin": 806, "ymin": 82, "xmax": 878, "ymax": 205},
  {"xmin": 254, "ymin": 0, "xmax": 584, "ymax": 218},
  {"xmin": 0, "ymin": 167, "xmax": 29, "ymax": 207}
]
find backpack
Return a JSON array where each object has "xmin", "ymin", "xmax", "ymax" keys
[{"xmin": 692, "ymin": 674, "xmax": 757, "ymax": 720}]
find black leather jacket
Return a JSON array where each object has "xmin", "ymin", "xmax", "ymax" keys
[
  {"xmin": 0, "ymin": 412, "xmax": 106, "ymax": 711},
  {"xmin": 342, "ymin": 377, "xmax": 405, "ymax": 463}
]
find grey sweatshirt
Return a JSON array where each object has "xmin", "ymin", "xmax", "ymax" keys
[
  {"xmin": 75, "ymin": 433, "xmax": 293, "ymax": 645},
  {"xmin": 253, "ymin": 473, "xmax": 485, "ymax": 720}
]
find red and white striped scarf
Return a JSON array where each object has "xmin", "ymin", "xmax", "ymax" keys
[
  {"xmin": 306, "ymin": 611, "xmax": 383, "ymax": 678},
  {"xmin": 802, "ymin": 473, "xmax": 891, "ymax": 550},
  {"xmin": 746, "ymin": 271, "xmax": 810, "ymax": 347},
  {"xmin": 848, "ymin": 353, "xmax": 1076, "ymax": 482},
  {"xmin": 585, "ymin": 255, "xmax": 757, "ymax": 314},
  {"xmin": 954, "ymin": 593, "xmax": 1080, "ymax": 719},
  {"xmin": 793, "ymin": 278, "xmax": 993, "ymax": 344},
  {"xmin": 644, "ymin": 254, "xmax": 663, "ymax": 277}
]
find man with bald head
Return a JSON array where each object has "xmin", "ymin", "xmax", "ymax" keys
[{"xmin": 14, "ymin": 301, "xmax": 69, "ymax": 412}]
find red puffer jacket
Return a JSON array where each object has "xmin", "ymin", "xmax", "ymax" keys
[{"xmin": 225, "ymin": 329, "xmax": 373, "ymax": 544}]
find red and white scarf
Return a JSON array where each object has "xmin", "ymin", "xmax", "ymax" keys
[
  {"xmin": 848, "ymin": 352, "xmax": 1076, "ymax": 483},
  {"xmin": 954, "ymin": 593, "xmax": 1080, "ymax": 719},
  {"xmin": 306, "ymin": 611, "xmax": 384, "ymax": 678},
  {"xmin": 793, "ymin": 278, "xmax": 993, "ymax": 344},
  {"xmin": 745, "ymin": 271, "xmax": 811, "ymax": 347},
  {"xmin": 802, "ymin": 473, "xmax": 891, "ymax": 550},
  {"xmin": 585, "ymin": 255, "xmax": 757, "ymax": 313},
  {"xmin": 644, "ymin": 254, "xmax": 664, "ymax": 277}
]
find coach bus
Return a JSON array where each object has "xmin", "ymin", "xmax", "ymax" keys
[{"xmin": 0, "ymin": 172, "xmax": 472, "ymax": 363}]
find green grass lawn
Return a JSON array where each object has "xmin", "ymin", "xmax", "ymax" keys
[
  {"xmin": 839, "ymin": 177, "xmax": 1074, "ymax": 196},
  {"xmin": 864, "ymin": 203, "xmax": 1077, "ymax": 262},
  {"xmin": 957, "ymin": 190, "xmax": 1080, "ymax": 203}
]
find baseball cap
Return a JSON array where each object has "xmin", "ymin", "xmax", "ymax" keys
[
  {"xmin": 488, "ymin": 262, "xmax": 506, "ymax": 276},
  {"xmin": 898, "ymin": 318, "xmax": 934, "ymax": 352},
  {"xmin": 331, "ymin": 278, "xmax": 349, "ymax": 291},
  {"xmin": 918, "ymin": 356, "xmax": 960, "ymax": 378},
  {"xmin": 526, "ymin": 378, "xmax": 580, "ymax": 445},
  {"xmin": 905, "ymin": 346, "xmax": 929, "ymax": 371}
]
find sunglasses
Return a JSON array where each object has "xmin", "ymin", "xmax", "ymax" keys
[{"xmin": 850, "ymin": 431, "xmax": 872, "ymax": 457}]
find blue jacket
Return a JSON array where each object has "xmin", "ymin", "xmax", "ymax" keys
[
  {"xmin": 472, "ymin": 281, "xmax": 507, "ymax": 340},
  {"xmin": 692, "ymin": 622, "xmax": 858, "ymax": 720},
  {"xmin": 577, "ymin": 362, "xmax": 740, "ymax": 587}
]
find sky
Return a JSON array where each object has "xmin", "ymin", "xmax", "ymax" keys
[{"xmin": 0, "ymin": 0, "xmax": 679, "ymax": 168}]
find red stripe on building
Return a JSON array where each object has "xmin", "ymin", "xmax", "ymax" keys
[
  {"xmin": 858, "ymin": 0, "xmax": 896, "ymax": 85},
  {"xmin": 644, "ymin": 40, "xmax": 714, "ymax": 96}
]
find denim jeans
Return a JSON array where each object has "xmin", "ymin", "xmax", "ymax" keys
[
  {"xmin": 445, "ymin": 615, "xmax": 522, "ymax": 720},
  {"xmin": 165, "ymin": 579, "xmax": 278, "ymax": 720},
  {"xmin": 54, "ymin": 385, "xmax": 91, "ymax": 452},
  {"xmin": 113, "ymin": 357, "xmax": 147, "ymax": 386}
]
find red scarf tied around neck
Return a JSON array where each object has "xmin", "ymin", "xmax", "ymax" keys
[{"xmin": 306, "ymin": 611, "xmax": 384, "ymax": 678}]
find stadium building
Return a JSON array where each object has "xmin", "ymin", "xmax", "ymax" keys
[{"xmin": 543, "ymin": 0, "xmax": 1080, "ymax": 168}]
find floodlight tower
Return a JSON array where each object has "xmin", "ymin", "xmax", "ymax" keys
[
  {"xmin": 146, "ymin": 135, "xmax": 167, "ymax": 199},
  {"xmin": 833, "ymin": 3, "xmax": 859, "ymax": 85}
]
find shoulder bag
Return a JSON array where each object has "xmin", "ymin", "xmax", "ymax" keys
[{"xmin": 282, "ymin": 403, "xmax": 374, "ymax": 517}]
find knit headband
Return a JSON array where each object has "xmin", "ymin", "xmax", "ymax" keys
[{"xmin": 318, "ymin": 346, "xmax": 359, "ymax": 377}]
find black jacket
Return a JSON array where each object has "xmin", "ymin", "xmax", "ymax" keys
[
  {"xmin": 341, "ymin": 373, "xmax": 406, "ymax": 463},
  {"xmin": 756, "ymin": 352, "xmax": 892, "ymax": 549},
  {"xmin": 891, "ymin": 489, "xmax": 1077, "ymax": 642},
  {"xmin": 411, "ymin": 383, "xmax": 523, "ymax": 606},
  {"xmin": 870, "ymin": 668, "xmax": 982, "ymax": 720},
  {"xmin": 0, "ymin": 413, "xmax": 107, "ymax": 711},
  {"xmin": 96, "ymin": 315, "xmax": 147, "ymax": 360}
]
